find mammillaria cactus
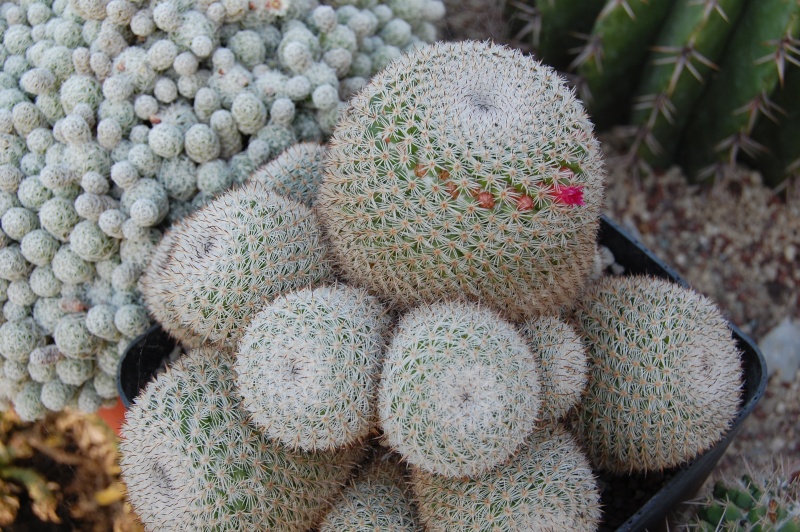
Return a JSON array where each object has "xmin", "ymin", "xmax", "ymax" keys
[
  {"xmin": 140, "ymin": 180, "xmax": 331, "ymax": 348},
  {"xmin": 689, "ymin": 458, "xmax": 800, "ymax": 531},
  {"xmin": 120, "ymin": 347, "xmax": 362, "ymax": 531},
  {"xmin": 318, "ymin": 40, "xmax": 604, "ymax": 322},
  {"xmin": 319, "ymin": 454, "xmax": 422, "ymax": 532},
  {"xmin": 378, "ymin": 300, "xmax": 541, "ymax": 478},
  {"xmin": 249, "ymin": 142, "xmax": 327, "ymax": 206},
  {"xmin": 411, "ymin": 421, "xmax": 602, "ymax": 531},
  {"xmin": 574, "ymin": 275, "xmax": 743, "ymax": 474},
  {"xmin": 235, "ymin": 284, "xmax": 389, "ymax": 452},
  {"xmin": 518, "ymin": 315, "xmax": 588, "ymax": 421}
]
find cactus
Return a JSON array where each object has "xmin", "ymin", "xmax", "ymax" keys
[
  {"xmin": 319, "ymin": 454, "xmax": 422, "ymax": 532},
  {"xmin": 120, "ymin": 347, "xmax": 362, "ymax": 532},
  {"xmin": 411, "ymin": 421, "xmax": 602, "ymax": 531},
  {"xmin": 518, "ymin": 315, "xmax": 589, "ymax": 421},
  {"xmin": 690, "ymin": 459, "xmax": 800, "ymax": 531},
  {"xmin": 679, "ymin": 0, "xmax": 800, "ymax": 180},
  {"xmin": 248, "ymin": 143, "xmax": 328, "ymax": 207},
  {"xmin": 574, "ymin": 275, "xmax": 743, "ymax": 474},
  {"xmin": 378, "ymin": 300, "xmax": 541, "ymax": 478},
  {"xmin": 140, "ymin": 180, "xmax": 331, "ymax": 348},
  {"xmin": 235, "ymin": 284, "xmax": 389, "ymax": 452},
  {"xmin": 318, "ymin": 40, "xmax": 604, "ymax": 322}
]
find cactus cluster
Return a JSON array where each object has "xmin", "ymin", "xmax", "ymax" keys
[
  {"xmin": 120, "ymin": 40, "xmax": 745, "ymax": 531},
  {"xmin": 0, "ymin": 0, "xmax": 445, "ymax": 418},
  {"xmin": 505, "ymin": 0, "xmax": 800, "ymax": 185}
]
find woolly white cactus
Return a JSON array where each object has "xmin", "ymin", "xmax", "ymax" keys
[
  {"xmin": 519, "ymin": 316, "xmax": 589, "ymax": 421},
  {"xmin": 379, "ymin": 300, "xmax": 541, "ymax": 478},
  {"xmin": 140, "ymin": 180, "xmax": 331, "ymax": 347},
  {"xmin": 575, "ymin": 275, "xmax": 743, "ymax": 473},
  {"xmin": 319, "ymin": 40, "xmax": 604, "ymax": 321},
  {"xmin": 319, "ymin": 455, "xmax": 421, "ymax": 532},
  {"xmin": 120, "ymin": 347, "xmax": 362, "ymax": 531},
  {"xmin": 248, "ymin": 142, "xmax": 327, "ymax": 206},
  {"xmin": 412, "ymin": 422, "xmax": 602, "ymax": 531},
  {"xmin": 236, "ymin": 284, "xmax": 389, "ymax": 452}
]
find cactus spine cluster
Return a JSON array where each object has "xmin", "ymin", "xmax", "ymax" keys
[
  {"xmin": 140, "ymin": 180, "xmax": 330, "ymax": 348},
  {"xmin": 574, "ymin": 275, "xmax": 743, "ymax": 474},
  {"xmin": 235, "ymin": 284, "xmax": 389, "ymax": 452},
  {"xmin": 411, "ymin": 422, "xmax": 602, "ymax": 531},
  {"xmin": 318, "ymin": 40, "xmax": 605, "ymax": 322},
  {"xmin": 120, "ymin": 347, "xmax": 363, "ymax": 532},
  {"xmin": 378, "ymin": 300, "xmax": 541, "ymax": 478}
]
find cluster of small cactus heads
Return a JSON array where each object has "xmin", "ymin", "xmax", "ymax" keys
[
  {"xmin": 0, "ymin": 0, "xmax": 445, "ymax": 419},
  {"xmin": 118, "ymin": 40, "xmax": 746, "ymax": 531},
  {"xmin": 505, "ymin": 0, "xmax": 800, "ymax": 185}
]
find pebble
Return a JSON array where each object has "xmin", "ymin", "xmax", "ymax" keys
[{"xmin": 759, "ymin": 317, "xmax": 800, "ymax": 384}]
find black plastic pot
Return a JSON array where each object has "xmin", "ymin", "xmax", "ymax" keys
[{"xmin": 117, "ymin": 214, "xmax": 768, "ymax": 531}]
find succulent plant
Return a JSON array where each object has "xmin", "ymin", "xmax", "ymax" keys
[
  {"xmin": 518, "ymin": 315, "xmax": 588, "ymax": 421},
  {"xmin": 318, "ymin": 40, "xmax": 604, "ymax": 322},
  {"xmin": 248, "ymin": 142, "xmax": 328, "ymax": 207},
  {"xmin": 235, "ymin": 284, "xmax": 389, "ymax": 452},
  {"xmin": 690, "ymin": 458, "xmax": 800, "ymax": 531},
  {"xmin": 378, "ymin": 300, "xmax": 540, "ymax": 478},
  {"xmin": 411, "ymin": 421, "xmax": 602, "ymax": 531},
  {"xmin": 140, "ymin": 180, "xmax": 331, "ymax": 348},
  {"xmin": 120, "ymin": 347, "xmax": 362, "ymax": 531},
  {"xmin": 574, "ymin": 275, "xmax": 743, "ymax": 474},
  {"xmin": 319, "ymin": 454, "xmax": 422, "ymax": 532}
]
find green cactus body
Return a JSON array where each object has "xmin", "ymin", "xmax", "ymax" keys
[
  {"xmin": 750, "ymin": 62, "xmax": 800, "ymax": 187},
  {"xmin": 692, "ymin": 461, "xmax": 800, "ymax": 531},
  {"xmin": 378, "ymin": 300, "xmax": 541, "ymax": 478},
  {"xmin": 319, "ymin": 456, "xmax": 422, "ymax": 532},
  {"xmin": 518, "ymin": 315, "xmax": 588, "ymax": 421},
  {"xmin": 120, "ymin": 347, "xmax": 362, "ymax": 532},
  {"xmin": 411, "ymin": 422, "xmax": 602, "ymax": 532},
  {"xmin": 235, "ymin": 284, "xmax": 389, "ymax": 452},
  {"xmin": 575, "ymin": 0, "xmax": 675, "ymax": 129},
  {"xmin": 679, "ymin": 0, "xmax": 800, "ymax": 181},
  {"xmin": 574, "ymin": 275, "xmax": 743, "ymax": 474},
  {"xmin": 319, "ymin": 41, "xmax": 604, "ymax": 322},
  {"xmin": 140, "ymin": 180, "xmax": 331, "ymax": 348},
  {"xmin": 248, "ymin": 142, "xmax": 327, "ymax": 207},
  {"xmin": 630, "ymin": 0, "xmax": 748, "ymax": 169}
]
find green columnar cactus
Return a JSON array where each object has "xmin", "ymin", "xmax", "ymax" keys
[
  {"xmin": 319, "ymin": 455, "xmax": 422, "ymax": 532},
  {"xmin": 629, "ymin": 0, "xmax": 748, "ymax": 169},
  {"xmin": 574, "ymin": 0, "xmax": 674, "ymax": 129},
  {"xmin": 248, "ymin": 142, "xmax": 328, "ymax": 207},
  {"xmin": 691, "ymin": 460, "xmax": 800, "ymax": 531},
  {"xmin": 518, "ymin": 315, "xmax": 588, "ymax": 421},
  {"xmin": 319, "ymin": 40, "xmax": 604, "ymax": 322},
  {"xmin": 378, "ymin": 300, "xmax": 541, "ymax": 478},
  {"xmin": 140, "ymin": 180, "xmax": 331, "ymax": 348},
  {"xmin": 679, "ymin": 0, "xmax": 800, "ymax": 180},
  {"xmin": 574, "ymin": 275, "xmax": 743, "ymax": 474},
  {"xmin": 411, "ymin": 422, "xmax": 602, "ymax": 531},
  {"xmin": 235, "ymin": 284, "xmax": 389, "ymax": 452}
]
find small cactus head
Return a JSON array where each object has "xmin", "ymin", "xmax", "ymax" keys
[
  {"xmin": 318, "ymin": 40, "xmax": 604, "ymax": 322},
  {"xmin": 574, "ymin": 275, "xmax": 743, "ymax": 474},
  {"xmin": 140, "ymin": 180, "xmax": 331, "ymax": 348}
]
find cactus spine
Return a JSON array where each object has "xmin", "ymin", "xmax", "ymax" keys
[
  {"xmin": 574, "ymin": 275, "xmax": 743, "ymax": 473},
  {"xmin": 319, "ymin": 40, "xmax": 604, "ymax": 322}
]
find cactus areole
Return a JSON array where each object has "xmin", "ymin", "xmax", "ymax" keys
[{"xmin": 319, "ymin": 41, "xmax": 605, "ymax": 321}]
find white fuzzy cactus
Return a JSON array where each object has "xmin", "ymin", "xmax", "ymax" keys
[
  {"xmin": 379, "ymin": 300, "xmax": 541, "ymax": 478},
  {"xmin": 236, "ymin": 284, "xmax": 389, "ymax": 452}
]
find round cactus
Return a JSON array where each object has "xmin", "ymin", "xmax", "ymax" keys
[
  {"xmin": 378, "ymin": 300, "xmax": 540, "ymax": 478},
  {"xmin": 518, "ymin": 316, "xmax": 589, "ymax": 421},
  {"xmin": 411, "ymin": 422, "xmax": 602, "ymax": 531},
  {"xmin": 318, "ymin": 40, "xmax": 604, "ymax": 321},
  {"xmin": 235, "ymin": 284, "xmax": 389, "ymax": 452},
  {"xmin": 574, "ymin": 275, "xmax": 743, "ymax": 474},
  {"xmin": 248, "ymin": 142, "xmax": 327, "ymax": 207},
  {"xmin": 319, "ymin": 455, "xmax": 421, "ymax": 532},
  {"xmin": 120, "ymin": 347, "xmax": 362, "ymax": 531},
  {"xmin": 140, "ymin": 180, "xmax": 331, "ymax": 347}
]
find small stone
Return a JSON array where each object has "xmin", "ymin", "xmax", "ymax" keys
[{"xmin": 759, "ymin": 317, "xmax": 800, "ymax": 384}]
